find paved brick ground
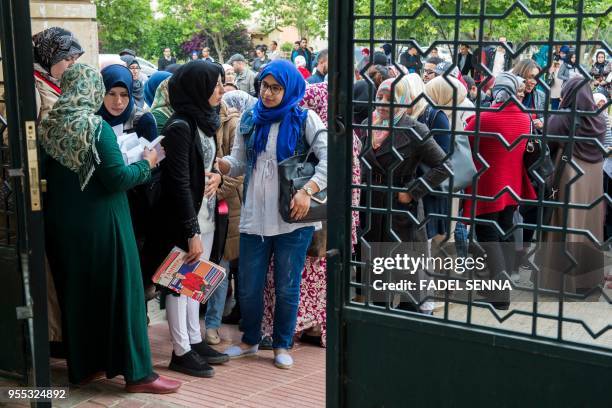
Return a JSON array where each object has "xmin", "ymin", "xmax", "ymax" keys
[{"xmin": 1, "ymin": 319, "xmax": 326, "ymax": 408}]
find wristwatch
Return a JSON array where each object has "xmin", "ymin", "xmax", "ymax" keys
[{"xmin": 301, "ymin": 186, "xmax": 314, "ymax": 197}]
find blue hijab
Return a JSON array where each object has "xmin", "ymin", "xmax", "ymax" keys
[
  {"xmin": 144, "ymin": 71, "xmax": 171, "ymax": 107},
  {"xmin": 98, "ymin": 64, "xmax": 134, "ymax": 126},
  {"xmin": 252, "ymin": 59, "xmax": 308, "ymax": 162}
]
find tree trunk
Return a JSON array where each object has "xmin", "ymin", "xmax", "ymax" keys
[{"xmin": 209, "ymin": 32, "xmax": 225, "ymax": 64}]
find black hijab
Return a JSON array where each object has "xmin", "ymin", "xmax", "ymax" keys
[
  {"xmin": 32, "ymin": 27, "xmax": 84, "ymax": 74},
  {"xmin": 548, "ymin": 76, "xmax": 608, "ymax": 163},
  {"xmin": 169, "ymin": 60, "xmax": 224, "ymax": 137}
]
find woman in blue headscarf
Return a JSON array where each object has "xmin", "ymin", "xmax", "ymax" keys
[
  {"xmin": 99, "ymin": 64, "xmax": 157, "ymax": 142},
  {"xmin": 217, "ymin": 59, "xmax": 327, "ymax": 369},
  {"xmin": 144, "ymin": 70, "xmax": 172, "ymax": 108}
]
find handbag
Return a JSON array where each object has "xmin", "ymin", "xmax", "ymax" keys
[
  {"xmin": 209, "ymin": 199, "xmax": 229, "ymax": 264},
  {"xmin": 307, "ymin": 221, "xmax": 327, "ymax": 257},
  {"xmin": 524, "ymin": 117, "xmax": 555, "ymax": 190},
  {"xmin": 420, "ymin": 107, "xmax": 477, "ymax": 192},
  {"xmin": 278, "ymin": 129, "xmax": 327, "ymax": 224},
  {"xmin": 442, "ymin": 133, "xmax": 477, "ymax": 192}
]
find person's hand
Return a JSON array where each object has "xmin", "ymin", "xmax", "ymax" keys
[
  {"xmin": 186, "ymin": 235, "xmax": 203, "ymax": 264},
  {"xmin": 215, "ymin": 158, "xmax": 231, "ymax": 175},
  {"xmin": 205, "ymin": 172, "xmax": 222, "ymax": 198},
  {"xmin": 290, "ymin": 189, "xmax": 311, "ymax": 220},
  {"xmin": 398, "ymin": 192, "xmax": 413, "ymax": 204},
  {"xmin": 143, "ymin": 148, "xmax": 159, "ymax": 169}
]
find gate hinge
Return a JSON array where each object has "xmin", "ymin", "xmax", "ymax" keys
[
  {"xmin": 16, "ymin": 305, "xmax": 33, "ymax": 320},
  {"xmin": 7, "ymin": 168, "xmax": 24, "ymax": 178}
]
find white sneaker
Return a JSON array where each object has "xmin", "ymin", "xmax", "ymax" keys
[
  {"xmin": 224, "ymin": 343, "xmax": 259, "ymax": 359},
  {"xmin": 273, "ymin": 349, "xmax": 293, "ymax": 369}
]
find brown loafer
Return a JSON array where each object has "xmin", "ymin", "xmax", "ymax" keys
[{"xmin": 125, "ymin": 375, "xmax": 181, "ymax": 394}]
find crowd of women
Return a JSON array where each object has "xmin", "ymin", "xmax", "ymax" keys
[
  {"xmin": 355, "ymin": 44, "xmax": 611, "ymax": 311},
  {"xmin": 33, "ymin": 27, "xmax": 332, "ymax": 391},
  {"xmin": 30, "ymin": 25, "xmax": 610, "ymax": 393}
]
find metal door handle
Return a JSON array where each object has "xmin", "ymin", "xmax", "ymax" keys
[{"xmin": 25, "ymin": 121, "xmax": 41, "ymax": 211}]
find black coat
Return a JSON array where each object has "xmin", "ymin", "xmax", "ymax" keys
[
  {"xmin": 143, "ymin": 113, "xmax": 212, "ymax": 273},
  {"xmin": 485, "ymin": 45, "xmax": 513, "ymax": 73},
  {"xmin": 158, "ymin": 56, "xmax": 177, "ymax": 72},
  {"xmin": 360, "ymin": 115, "xmax": 450, "ymax": 243},
  {"xmin": 457, "ymin": 52, "xmax": 475, "ymax": 77}
]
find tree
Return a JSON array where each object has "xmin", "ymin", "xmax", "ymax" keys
[
  {"xmin": 253, "ymin": 0, "xmax": 328, "ymax": 40},
  {"xmin": 142, "ymin": 16, "xmax": 196, "ymax": 61},
  {"xmin": 353, "ymin": 0, "xmax": 610, "ymax": 60},
  {"xmin": 157, "ymin": 0, "xmax": 251, "ymax": 63},
  {"xmin": 94, "ymin": 0, "xmax": 155, "ymax": 55}
]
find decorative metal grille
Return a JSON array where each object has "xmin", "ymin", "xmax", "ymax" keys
[
  {"xmin": 0, "ymin": 44, "xmax": 16, "ymax": 248},
  {"xmin": 343, "ymin": 0, "xmax": 611, "ymax": 351}
]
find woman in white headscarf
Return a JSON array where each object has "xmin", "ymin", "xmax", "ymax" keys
[
  {"xmin": 222, "ymin": 89, "xmax": 257, "ymax": 114},
  {"xmin": 294, "ymin": 55, "xmax": 311, "ymax": 80}
]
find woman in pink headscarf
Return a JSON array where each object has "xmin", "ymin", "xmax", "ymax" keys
[{"xmin": 260, "ymin": 82, "xmax": 361, "ymax": 347}]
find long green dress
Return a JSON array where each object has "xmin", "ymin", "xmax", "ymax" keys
[{"xmin": 44, "ymin": 120, "xmax": 153, "ymax": 384}]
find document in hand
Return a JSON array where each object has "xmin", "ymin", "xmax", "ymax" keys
[
  {"xmin": 117, "ymin": 133, "xmax": 165, "ymax": 165},
  {"xmin": 152, "ymin": 246, "xmax": 226, "ymax": 304}
]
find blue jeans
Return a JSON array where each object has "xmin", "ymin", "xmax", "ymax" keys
[
  {"xmin": 239, "ymin": 227, "xmax": 314, "ymax": 349},
  {"xmin": 204, "ymin": 258, "xmax": 229, "ymax": 329}
]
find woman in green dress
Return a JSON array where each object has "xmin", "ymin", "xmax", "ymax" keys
[{"xmin": 40, "ymin": 63, "xmax": 180, "ymax": 393}]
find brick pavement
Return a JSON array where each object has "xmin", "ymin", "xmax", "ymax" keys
[{"xmin": 2, "ymin": 317, "xmax": 325, "ymax": 408}]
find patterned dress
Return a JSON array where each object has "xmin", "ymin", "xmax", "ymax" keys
[{"xmin": 261, "ymin": 83, "xmax": 361, "ymax": 346}]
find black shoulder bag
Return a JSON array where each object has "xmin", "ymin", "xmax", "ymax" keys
[{"xmin": 278, "ymin": 128, "xmax": 327, "ymax": 223}]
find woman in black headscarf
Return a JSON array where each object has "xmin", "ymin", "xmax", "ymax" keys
[
  {"xmin": 32, "ymin": 27, "xmax": 84, "ymax": 122},
  {"xmin": 538, "ymin": 77, "xmax": 608, "ymax": 293},
  {"xmin": 144, "ymin": 60, "xmax": 229, "ymax": 378},
  {"xmin": 32, "ymin": 26, "xmax": 84, "ymax": 349}
]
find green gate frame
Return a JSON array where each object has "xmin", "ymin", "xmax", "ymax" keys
[{"xmin": 327, "ymin": 1, "xmax": 612, "ymax": 407}]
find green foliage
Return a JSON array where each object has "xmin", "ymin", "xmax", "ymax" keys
[
  {"xmin": 156, "ymin": 0, "xmax": 251, "ymax": 63},
  {"xmin": 353, "ymin": 0, "xmax": 610, "ymax": 55},
  {"xmin": 281, "ymin": 42, "xmax": 294, "ymax": 53},
  {"xmin": 253, "ymin": 0, "xmax": 328, "ymax": 40},
  {"xmin": 95, "ymin": 0, "xmax": 155, "ymax": 55},
  {"xmin": 142, "ymin": 17, "xmax": 195, "ymax": 60}
]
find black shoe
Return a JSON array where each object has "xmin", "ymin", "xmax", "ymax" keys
[
  {"xmin": 190, "ymin": 341, "xmax": 229, "ymax": 365},
  {"xmin": 168, "ymin": 350, "xmax": 214, "ymax": 378},
  {"xmin": 222, "ymin": 306, "xmax": 241, "ymax": 325},
  {"xmin": 299, "ymin": 332, "xmax": 322, "ymax": 347},
  {"xmin": 259, "ymin": 335, "xmax": 273, "ymax": 350}
]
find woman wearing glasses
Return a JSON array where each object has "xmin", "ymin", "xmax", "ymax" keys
[
  {"xmin": 145, "ymin": 61, "xmax": 229, "ymax": 377},
  {"xmin": 216, "ymin": 59, "xmax": 327, "ymax": 369}
]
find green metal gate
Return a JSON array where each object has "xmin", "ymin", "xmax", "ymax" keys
[
  {"xmin": 0, "ymin": 0, "xmax": 50, "ymax": 402},
  {"xmin": 327, "ymin": 1, "xmax": 611, "ymax": 407}
]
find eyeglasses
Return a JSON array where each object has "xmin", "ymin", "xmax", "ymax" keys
[
  {"xmin": 424, "ymin": 69, "xmax": 436, "ymax": 75},
  {"xmin": 260, "ymin": 81, "xmax": 283, "ymax": 96}
]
